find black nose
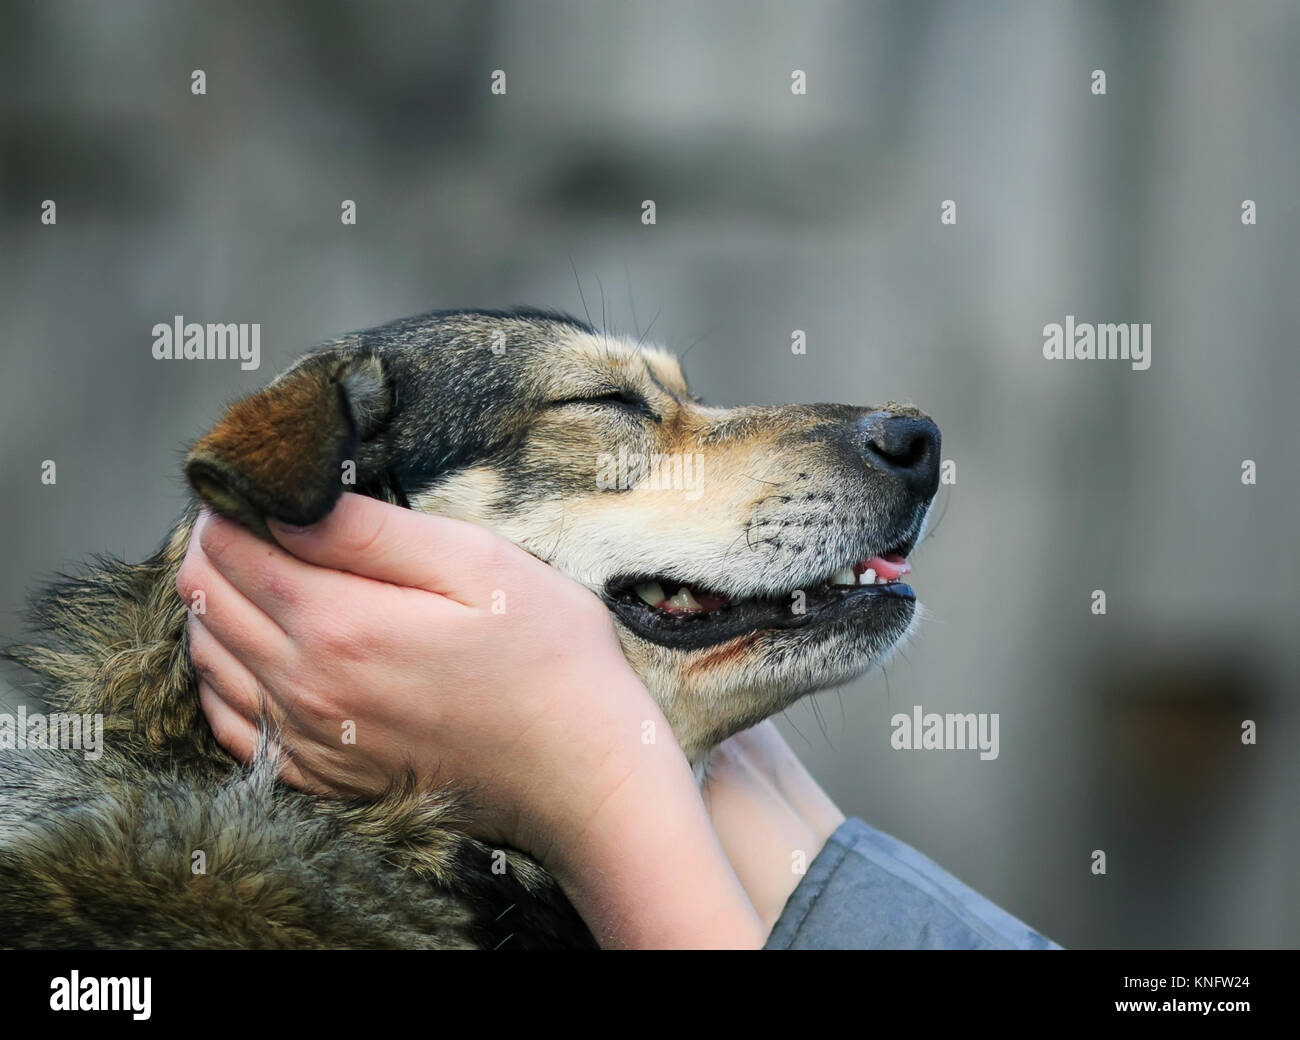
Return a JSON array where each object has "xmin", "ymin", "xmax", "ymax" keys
[{"xmin": 858, "ymin": 413, "xmax": 941, "ymax": 499}]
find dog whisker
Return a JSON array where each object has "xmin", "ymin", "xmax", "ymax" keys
[
  {"xmin": 568, "ymin": 254, "xmax": 595, "ymax": 331},
  {"xmin": 622, "ymin": 261, "xmax": 639, "ymax": 339}
]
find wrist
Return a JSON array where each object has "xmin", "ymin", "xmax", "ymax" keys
[{"xmin": 540, "ymin": 727, "xmax": 763, "ymax": 948}]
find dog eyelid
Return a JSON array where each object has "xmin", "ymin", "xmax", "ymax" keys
[{"xmin": 549, "ymin": 389, "xmax": 660, "ymax": 421}]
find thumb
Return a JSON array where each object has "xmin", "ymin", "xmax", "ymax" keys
[{"xmin": 267, "ymin": 493, "xmax": 518, "ymax": 609}]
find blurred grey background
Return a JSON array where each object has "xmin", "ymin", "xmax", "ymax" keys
[{"xmin": 1, "ymin": 0, "xmax": 1297, "ymax": 948}]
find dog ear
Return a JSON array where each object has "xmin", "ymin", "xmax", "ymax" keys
[{"xmin": 185, "ymin": 353, "xmax": 392, "ymax": 536}]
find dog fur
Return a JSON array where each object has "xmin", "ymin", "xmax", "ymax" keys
[{"xmin": 0, "ymin": 308, "xmax": 939, "ymax": 948}]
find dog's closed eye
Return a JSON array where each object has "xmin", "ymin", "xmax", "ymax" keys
[{"xmin": 549, "ymin": 389, "xmax": 661, "ymax": 422}]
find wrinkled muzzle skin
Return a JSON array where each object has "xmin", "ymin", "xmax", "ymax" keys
[{"xmin": 187, "ymin": 309, "xmax": 940, "ymax": 764}]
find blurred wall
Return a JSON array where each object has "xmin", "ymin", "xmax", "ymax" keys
[{"xmin": 1, "ymin": 0, "xmax": 1296, "ymax": 947}]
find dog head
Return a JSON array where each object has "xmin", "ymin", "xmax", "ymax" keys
[{"xmin": 187, "ymin": 309, "xmax": 940, "ymax": 761}]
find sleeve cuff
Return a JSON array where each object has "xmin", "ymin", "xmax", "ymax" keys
[{"xmin": 764, "ymin": 817, "xmax": 1062, "ymax": 950}]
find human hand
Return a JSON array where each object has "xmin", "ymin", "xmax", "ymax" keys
[
  {"xmin": 176, "ymin": 493, "xmax": 763, "ymax": 948},
  {"xmin": 702, "ymin": 720, "xmax": 847, "ymax": 931}
]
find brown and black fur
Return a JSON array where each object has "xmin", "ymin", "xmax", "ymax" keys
[{"xmin": 1, "ymin": 308, "xmax": 940, "ymax": 948}]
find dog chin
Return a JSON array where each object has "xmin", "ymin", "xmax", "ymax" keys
[
  {"xmin": 617, "ymin": 593, "xmax": 918, "ymax": 761},
  {"xmin": 734, "ymin": 595, "xmax": 918, "ymax": 702}
]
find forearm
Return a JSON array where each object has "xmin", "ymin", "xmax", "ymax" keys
[{"xmin": 542, "ymin": 739, "xmax": 765, "ymax": 950}]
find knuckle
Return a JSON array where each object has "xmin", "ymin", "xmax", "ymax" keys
[
  {"xmin": 285, "ymin": 684, "xmax": 338, "ymax": 729},
  {"xmin": 340, "ymin": 500, "xmax": 389, "ymax": 558},
  {"xmin": 474, "ymin": 530, "xmax": 527, "ymax": 586},
  {"xmin": 264, "ymin": 570, "xmax": 299, "ymax": 610},
  {"xmin": 188, "ymin": 639, "xmax": 215, "ymax": 681},
  {"xmin": 200, "ymin": 685, "xmax": 247, "ymax": 756},
  {"xmin": 175, "ymin": 559, "xmax": 200, "ymax": 601},
  {"xmin": 190, "ymin": 641, "xmax": 254, "ymax": 715},
  {"xmin": 198, "ymin": 515, "xmax": 237, "ymax": 561},
  {"xmin": 304, "ymin": 615, "xmax": 371, "ymax": 664},
  {"xmin": 185, "ymin": 617, "xmax": 215, "ymax": 670},
  {"xmin": 443, "ymin": 515, "xmax": 503, "ymax": 566}
]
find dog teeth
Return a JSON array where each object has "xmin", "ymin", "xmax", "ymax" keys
[
  {"xmin": 638, "ymin": 564, "xmax": 900, "ymax": 611},
  {"xmin": 666, "ymin": 587, "xmax": 703, "ymax": 611},
  {"xmin": 635, "ymin": 581, "xmax": 666, "ymax": 606},
  {"xmin": 830, "ymin": 565, "xmax": 898, "ymax": 587}
]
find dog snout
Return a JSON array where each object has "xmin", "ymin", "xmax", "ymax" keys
[{"xmin": 856, "ymin": 412, "xmax": 941, "ymax": 500}]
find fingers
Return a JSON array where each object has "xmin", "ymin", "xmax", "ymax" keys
[
  {"xmin": 189, "ymin": 608, "xmax": 352, "ymax": 757},
  {"xmin": 706, "ymin": 722, "xmax": 845, "ymax": 844},
  {"xmin": 197, "ymin": 669, "xmax": 317, "ymax": 794},
  {"xmin": 266, "ymin": 492, "xmax": 530, "ymax": 609},
  {"xmin": 198, "ymin": 678, "xmax": 261, "ymax": 762},
  {"xmin": 177, "ymin": 514, "xmax": 297, "ymax": 666},
  {"xmin": 189, "ymin": 614, "xmax": 296, "ymax": 772},
  {"xmin": 185, "ymin": 504, "xmax": 473, "ymax": 643},
  {"xmin": 187, "ymin": 613, "xmax": 266, "ymax": 725},
  {"xmin": 184, "ymin": 509, "xmax": 332, "ymax": 633}
]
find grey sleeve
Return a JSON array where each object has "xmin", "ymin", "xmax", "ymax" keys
[{"xmin": 764, "ymin": 817, "xmax": 1062, "ymax": 950}]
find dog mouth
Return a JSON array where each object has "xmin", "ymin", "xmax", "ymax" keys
[{"xmin": 603, "ymin": 551, "xmax": 916, "ymax": 651}]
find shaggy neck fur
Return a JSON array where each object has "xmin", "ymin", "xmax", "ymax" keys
[{"xmin": 3, "ymin": 508, "xmax": 596, "ymax": 949}]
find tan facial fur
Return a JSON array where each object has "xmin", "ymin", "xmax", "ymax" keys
[{"xmin": 408, "ymin": 329, "xmax": 936, "ymax": 761}]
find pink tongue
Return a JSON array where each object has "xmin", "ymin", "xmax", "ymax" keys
[{"xmin": 863, "ymin": 553, "xmax": 910, "ymax": 580}]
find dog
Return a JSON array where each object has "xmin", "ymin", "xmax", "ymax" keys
[{"xmin": 0, "ymin": 307, "xmax": 940, "ymax": 948}]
